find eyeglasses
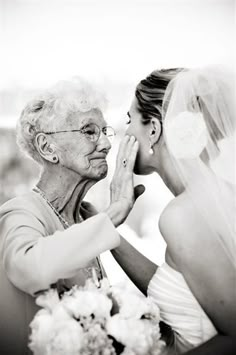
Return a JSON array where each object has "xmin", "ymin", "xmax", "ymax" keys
[{"xmin": 44, "ymin": 123, "xmax": 116, "ymax": 143}]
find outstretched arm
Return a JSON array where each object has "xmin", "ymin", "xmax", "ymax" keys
[
  {"xmin": 1, "ymin": 209, "xmax": 120, "ymax": 296},
  {"xmin": 111, "ymin": 236, "xmax": 157, "ymax": 295}
]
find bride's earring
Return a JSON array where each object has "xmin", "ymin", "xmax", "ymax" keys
[
  {"xmin": 149, "ymin": 144, "xmax": 154, "ymax": 155},
  {"xmin": 149, "ymin": 128, "xmax": 156, "ymax": 155}
]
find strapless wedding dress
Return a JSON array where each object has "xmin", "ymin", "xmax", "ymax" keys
[{"xmin": 148, "ymin": 262, "xmax": 217, "ymax": 353}]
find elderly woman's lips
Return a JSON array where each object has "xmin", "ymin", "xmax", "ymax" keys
[
  {"xmin": 90, "ymin": 156, "xmax": 107, "ymax": 160},
  {"xmin": 89, "ymin": 157, "xmax": 108, "ymax": 165}
]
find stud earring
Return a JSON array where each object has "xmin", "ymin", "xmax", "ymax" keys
[{"xmin": 52, "ymin": 156, "xmax": 57, "ymax": 161}]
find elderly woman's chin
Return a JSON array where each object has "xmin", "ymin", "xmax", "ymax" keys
[{"xmin": 91, "ymin": 161, "xmax": 108, "ymax": 180}]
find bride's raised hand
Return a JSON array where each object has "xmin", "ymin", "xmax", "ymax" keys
[{"xmin": 106, "ymin": 135, "xmax": 145, "ymax": 227}]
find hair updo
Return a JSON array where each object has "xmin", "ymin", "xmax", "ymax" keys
[
  {"xmin": 135, "ymin": 68, "xmax": 184, "ymax": 126},
  {"xmin": 135, "ymin": 66, "xmax": 234, "ymax": 159}
]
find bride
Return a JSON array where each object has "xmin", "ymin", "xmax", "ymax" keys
[{"xmin": 111, "ymin": 66, "xmax": 236, "ymax": 354}]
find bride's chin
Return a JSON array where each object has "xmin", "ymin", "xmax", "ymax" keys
[
  {"xmin": 134, "ymin": 164, "xmax": 153, "ymax": 176},
  {"xmin": 134, "ymin": 164, "xmax": 145, "ymax": 175}
]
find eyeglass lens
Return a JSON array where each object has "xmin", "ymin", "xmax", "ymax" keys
[{"xmin": 81, "ymin": 124, "xmax": 115, "ymax": 142}]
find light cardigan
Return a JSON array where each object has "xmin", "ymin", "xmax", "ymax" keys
[{"xmin": 0, "ymin": 191, "xmax": 120, "ymax": 354}]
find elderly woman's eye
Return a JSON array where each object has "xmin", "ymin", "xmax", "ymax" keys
[
  {"xmin": 83, "ymin": 127, "xmax": 95, "ymax": 135},
  {"xmin": 81, "ymin": 124, "xmax": 98, "ymax": 141}
]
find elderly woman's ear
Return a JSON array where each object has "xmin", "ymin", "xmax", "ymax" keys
[{"xmin": 35, "ymin": 133, "xmax": 59, "ymax": 163}]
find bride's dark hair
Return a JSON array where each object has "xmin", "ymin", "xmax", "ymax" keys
[{"xmin": 135, "ymin": 68, "xmax": 184, "ymax": 126}]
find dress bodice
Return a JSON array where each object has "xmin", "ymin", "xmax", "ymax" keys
[{"xmin": 148, "ymin": 262, "xmax": 217, "ymax": 353}]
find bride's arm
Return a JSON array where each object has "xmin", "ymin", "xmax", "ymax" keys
[
  {"xmin": 185, "ymin": 335, "xmax": 235, "ymax": 355},
  {"xmin": 108, "ymin": 136, "xmax": 157, "ymax": 294},
  {"xmin": 111, "ymin": 236, "xmax": 157, "ymax": 295},
  {"xmin": 160, "ymin": 200, "xmax": 236, "ymax": 355},
  {"xmin": 82, "ymin": 201, "xmax": 158, "ymax": 295}
]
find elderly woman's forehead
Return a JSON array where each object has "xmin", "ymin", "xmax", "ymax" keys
[{"xmin": 65, "ymin": 108, "xmax": 105, "ymax": 126}]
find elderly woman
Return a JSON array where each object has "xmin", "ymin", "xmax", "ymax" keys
[{"xmin": 0, "ymin": 79, "xmax": 140, "ymax": 354}]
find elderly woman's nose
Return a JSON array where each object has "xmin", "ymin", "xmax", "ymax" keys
[{"xmin": 98, "ymin": 131, "xmax": 112, "ymax": 150}]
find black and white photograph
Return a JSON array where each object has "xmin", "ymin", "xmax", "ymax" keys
[{"xmin": 0, "ymin": 0, "xmax": 235, "ymax": 354}]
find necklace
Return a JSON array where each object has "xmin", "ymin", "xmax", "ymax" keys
[
  {"xmin": 33, "ymin": 186, "xmax": 71, "ymax": 228},
  {"xmin": 33, "ymin": 186, "xmax": 104, "ymax": 285}
]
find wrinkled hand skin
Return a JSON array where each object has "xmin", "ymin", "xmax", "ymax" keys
[{"xmin": 108, "ymin": 136, "xmax": 145, "ymax": 226}]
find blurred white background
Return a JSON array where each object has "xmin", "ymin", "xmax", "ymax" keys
[{"xmin": 0, "ymin": 0, "xmax": 235, "ymax": 288}]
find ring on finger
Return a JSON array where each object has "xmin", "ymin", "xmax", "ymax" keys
[{"xmin": 122, "ymin": 158, "xmax": 127, "ymax": 167}]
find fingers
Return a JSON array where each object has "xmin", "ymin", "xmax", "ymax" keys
[
  {"xmin": 127, "ymin": 139, "xmax": 138, "ymax": 171},
  {"xmin": 116, "ymin": 135, "xmax": 130, "ymax": 167},
  {"xmin": 116, "ymin": 135, "xmax": 138, "ymax": 172},
  {"xmin": 108, "ymin": 136, "xmax": 142, "ymax": 225}
]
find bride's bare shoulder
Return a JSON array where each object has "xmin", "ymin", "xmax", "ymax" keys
[
  {"xmin": 159, "ymin": 193, "xmax": 206, "ymax": 255},
  {"xmin": 159, "ymin": 193, "xmax": 193, "ymax": 231}
]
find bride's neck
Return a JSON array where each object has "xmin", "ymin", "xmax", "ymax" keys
[
  {"xmin": 159, "ymin": 168, "xmax": 184, "ymax": 197},
  {"xmin": 155, "ymin": 148, "xmax": 184, "ymax": 197},
  {"xmin": 37, "ymin": 165, "xmax": 95, "ymax": 224}
]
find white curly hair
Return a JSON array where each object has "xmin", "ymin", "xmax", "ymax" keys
[{"xmin": 16, "ymin": 77, "xmax": 107, "ymax": 164}]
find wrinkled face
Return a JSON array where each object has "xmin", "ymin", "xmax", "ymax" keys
[
  {"xmin": 51, "ymin": 108, "xmax": 112, "ymax": 180},
  {"xmin": 125, "ymin": 98, "xmax": 155, "ymax": 175}
]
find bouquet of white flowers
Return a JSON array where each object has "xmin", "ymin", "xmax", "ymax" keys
[{"xmin": 29, "ymin": 277, "xmax": 165, "ymax": 355}]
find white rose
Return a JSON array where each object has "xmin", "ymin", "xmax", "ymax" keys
[
  {"xmin": 117, "ymin": 292, "xmax": 160, "ymax": 321},
  {"xmin": 106, "ymin": 315, "xmax": 156, "ymax": 355},
  {"xmin": 52, "ymin": 303, "xmax": 71, "ymax": 322},
  {"xmin": 48, "ymin": 319, "xmax": 84, "ymax": 355},
  {"xmin": 63, "ymin": 291, "xmax": 112, "ymax": 319},
  {"xmin": 29, "ymin": 310, "xmax": 54, "ymax": 354},
  {"xmin": 36, "ymin": 288, "xmax": 60, "ymax": 312},
  {"xmin": 165, "ymin": 111, "xmax": 208, "ymax": 159},
  {"xmin": 93, "ymin": 292, "xmax": 112, "ymax": 318}
]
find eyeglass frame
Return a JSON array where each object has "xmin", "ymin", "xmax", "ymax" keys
[{"xmin": 42, "ymin": 123, "xmax": 116, "ymax": 143}]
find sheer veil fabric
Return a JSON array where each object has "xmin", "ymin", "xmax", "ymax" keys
[{"xmin": 163, "ymin": 66, "xmax": 236, "ymax": 269}]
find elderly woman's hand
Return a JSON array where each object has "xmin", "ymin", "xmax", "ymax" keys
[{"xmin": 106, "ymin": 135, "xmax": 145, "ymax": 227}]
